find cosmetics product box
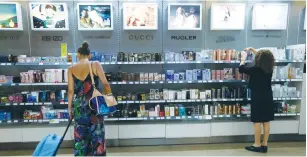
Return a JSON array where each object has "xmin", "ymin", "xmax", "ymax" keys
[
  {"xmin": 186, "ymin": 70, "xmax": 193, "ymax": 81},
  {"xmin": 174, "ymin": 73, "xmax": 180, "ymax": 81},
  {"xmin": 161, "ymin": 74, "xmax": 166, "ymax": 81},
  {"xmin": 216, "ymin": 70, "xmax": 221, "ymax": 80},
  {"xmin": 149, "ymin": 73, "xmax": 154, "ymax": 81},
  {"xmin": 211, "ymin": 70, "xmax": 216, "ymax": 80},
  {"xmin": 224, "ymin": 68, "xmax": 233, "ymax": 80},
  {"xmin": 144, "ymin": 73, "xmax": 149, "ymax": 81},
  {"xmin": 166, "ymin": 70, "xmax": 174, "ymax": 81},
  {"xmin": 140, "ymin": 73, "xmax": 144, "ymax": 81},
  {"xmin": 168, "ymin": 90, "xmax": 175, "ymax": 100},
  {"xmin": 199, "ymin": 91, "xmax": 206, "ymax": 99},
  {"xmin": 179, "ymin": 72, "xmax": 185, "ymax": 80},
  {"xmin": 196, "ymin": 69, "xmax": 202, "ymax": 80},
  {"xmin": 154, "ymin": 73, "xmax": 159, "ymax": 81},
  {"xmin": 165, "ymin": 106, "xmax": 170, "ymax": 116},
  {"xmin": 170, "ymin": 106, "xmax": 175, "ymax": 116},
  {"xmin": 181, "ymin": 90, "xmax": 187, "ymax": 100},
  {"xmin": 177, "ymin": 91, "xmax": 182, "ymax": 100},
  {"xmin": 205, "ymin": 90, "xmax": 211, "ymax": 99},
  {"xmin": 163, "ymin": 90, "xmax": 169, "ymax": 100},
  {"xmin": 205, "ymin": 105, "xmax": 209, "ymax": 115},
  {"xmin": 282, "ymin": 86, "xmax": 288, "ymax": 98},
  {"xmin": 190, "ymin": 89, "xmax": 199, "ymax": 99},
  {"xmin": 202, "ymin": 69, "xmax": 211, "ymax": 80}
]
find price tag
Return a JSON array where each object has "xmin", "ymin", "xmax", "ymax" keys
[
  {"xmin": 38, "ymin": 120, "xmax": 43, "ymax": 123},
  {"xmin": 226, "ymin": 115, "xmax": 231, "ymax": 118},
  {"xmin": 122, "ymin": 82, "xmax": 127, "ymax": 84},
  {"xmin": 219, "ymin": 80, "xmax": 223, "ymax": 82},
  {"xmin": 198, "ymin": 116, "xmax": 203, "ymax": 119},
  {"xmin": 151, "ymin": 81, "xmax": 156, "ymax": 84},
  {"xmin": 168, "ymin": 81, "xmax": 172, "ymax": 83},
  {"xmin": 196, "ymin": 100, "xmax": 201, "ymax": 102},
  {"xmin": 175, "ymin": 117, "xmax": 181, "ymax": 119},
  {"xmin": 286, "ymin": 98, "xmax": 290, "ymax": 100},
  {"xmin": 13, "ymin": 103, "xmax": 17, "ymax": 106},
  {"xmin": 117, "ymin": 62, "xmax": 122, "ymax": 64},
  {"xmin": 144, "ymin": 82, "xmax": 148, "ymax": 84},
  {"xmin": 0, "ymin": 63, "xmax": 5, "ymax": 65},
  {"xmin": 188, "ymin": 81, "xmax": 192, "ymax": 83},
  {"xmin": 129, "ymin": 82, "xmax": 134, "ymax": 84},
  {"xmin": 179, "ymin": 81, "xmax": 183, "ymax": 83},
  {"xmin": 43, "ymin": 119, "xmax": 49, "ymax": 122},
  {"xmin": 181, "ymin": 116, "xmax": 186, "ymax": 119},
  {"xmin": 135, "ymin": 82, "xmax": 139, "ymax": 84},
  {"xmin": 208, "ymin": 80, "xmax": 213, "ymax": 83},
  {"xmin": 173, "ymin": 81, "xmax": 178, "ymax": 83},
  {"xmin": 24, "ymin": 120, "xmax": 29, "ymax": 123},
  {"xmin": 20, "ymin": 103, "xmax": 25, "ymax": 105},
  {"xmin": 124, "ymin": 62, "xmax": 128, "ymax": 64},
  {"xmin": 5, "ymin": 103, "xmax": 10, "ymax": 106},
  {"xmin": 111, "ymin": 62, "xmax": 116, "ymax": 64},
  {"xmin": 237, "ymin": 115, "xmax": 241, "ymax": 117},
  {"xmin": 127, "ymin": 101, "xmax": 134, "ymax": 103},
  {"xmin": 150, "ymin": 117, "xmax": 154, "ymax": 120},
  {"xmin": 54, "ymin": 62, "xmax": 59, "ymax": 65},
  {"xmin": 6, "ymin": 63, "xmax": 11, "ymax": 65},
  {"xmin": 198, "ymin": 80, "xmax": 202, "ymax": 83},
  {"xmin": 231, "ymin": 99, "xmax": 235, "ymax": 101},
  {"xmin": 158, "ymin": 81, "xmax": 163, "ymax": 84},
  {"xmin": 160, "ymin": 117, "xmax": 165, "ymax": 120},
  {"xmin": 7, "ymin": 120, "xmax": 12, "ymax": 123},
  {"xmin": 218, "ymin": 115, "xmax": 224, "ymax": 118},
  {"xmin": 182, "ymin": 100, "xmax": 187, "ymax": 102},
  {"xmin": 11, "ymin": 83, "xmax": 15, "ymax": 86},
  {"xmin": 119, "ymin": 118, "xmax": 126, "ymax": 120},
  {"xmin": 205, "ymin": 115, "xmax": 212, "ymax": 119},
  {"xmin": 49, "ymin": 119, "xmax": 59, "ymax": 124},
  {"xmin": 137, "ymin": 117, "xmax": 143, "ymax": 120},
  {"xmin": 59, "ymin": 119, "xmax": 65, "ymax": 122},
  {"xmin": 188, "ymin": 116, "xmax": 192, "ymax": 119},
  {"xmin": 166, "ymin": 117, "xmax": 171, "ymax": 119},
  {"xmin": 212, "ymin": 99, "xmax": 218, "ymax": 101}
]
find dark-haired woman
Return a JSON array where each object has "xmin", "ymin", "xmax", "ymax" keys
[
  {"xmin": 67, "ymin": 42, "xmax": 112, "ymax": 156},
  {"xmin": 239, "ymin": 47, "xmax": 275, "ymax": 153}
]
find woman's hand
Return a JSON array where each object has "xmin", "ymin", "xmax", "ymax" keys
[
  {"xmin": 244, "ymin": 47, "xmax": 257, "ymax": 54},
  {"xmin": 69, "ymin": 109, "xmax": 74, "ymax": 120},
  {"xmin": 240, "ymin": 51, "xmax": 247, "ymax": 61}
]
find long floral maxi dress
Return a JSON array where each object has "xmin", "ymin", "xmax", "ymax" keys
[{"xmin": 73, "ymin": 74, "xmax": 107, "ymax": 156}]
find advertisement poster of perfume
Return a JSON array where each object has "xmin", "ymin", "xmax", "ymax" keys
[
  {"xmin": 252, "ymin": 3, "xmax": 288, "ymax": 30},
  {"xmin": 0, "ymin": 2, "xmax": 23, "ymax": 30},
  {"xmin": 78, "ymin": 3, "xmax": 113, "ymax": 30},
  {"xmin": 123, "ymin": 3, "xmax": 158, "ymax": 30},
  {"xmin": 168, "ymin": 4, "xmax": 202, "ymax": 30},
  {"xmin": 30, "ymin": 3, "xmax": 69, "ymax": 30},
  {"xmin": 210, "ymin": 3, "xmax": 245, "ymax": 30}
]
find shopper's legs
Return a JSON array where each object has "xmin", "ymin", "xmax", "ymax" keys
[
  {"xmin": 253, "ymin": 123, "xmax": 262, "ymax": 146},
  {"xmin": 262, "ymin": 122, "xmax": 270, "ymax": 146}
]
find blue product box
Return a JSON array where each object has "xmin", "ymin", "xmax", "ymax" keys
[
  {"xmin": 0, "ymin": 112, "xmax": 4, "ymax": 120},
  {"xmin": 202, "ymin": 69, "xmax": 211, "ymax": 80},
  {"xmin": 100, "ymin": 55, "xmax": 105, "ymax": 62},
  {"xmin": 6, "ymin": 112, "xmax": 11, "ymax": 120},
  {"xmin": 166, "ymin": 70, "xmax": 174, "ymax": 81},
  {"xmin": 186, "ymin": 70, "xmax": 193, "ymax": 81},
  {"xmin": 192, "ymin": 69, "xmax": 197, "ymax": 81},
  {"xmin": 196, "ymin": 69, "xmax": 202, "ymax": 80}
]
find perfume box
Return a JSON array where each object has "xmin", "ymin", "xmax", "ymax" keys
[
  {"xmin": 165, "ymin": 106, "xmax": 170, "ymax": 116},
  {"xmin": 174, "ymin": 73, "xmax": 180, "ymax": 81},
  {"xmin": 144, "ymin": 73, "xmax": 149, "ymax": 81},
  {"xmin": 181, "ymin": 90, "xmax": 187, "ymax": 100},
  {"xmin": 205, "ymin": 105, "xmax": 209, "ymax": 115},
  {"xmin": 211, "ymin": 70, "xmax": 216, "ymax": 80},
  {"xmin": 149, "ymin": 73, "xmax": 154, "ymax": 81},
  {"xmin": 202, "ymin": 69, "xmax": 211, "ymax": 80},
  {"xmin": 186, "ymin": 70, "xmax": 193, "ymax": 81},
  {"xmin": 205, "ymin": 90, "xmax": 211, "ymax": 99},
  {"xmin": 168, "ymin": 90, "xmax": 175, "ymax": 100},
  {"xmin": 199, "ymin": 91, "xmax": 206, "ymax": 99},
  {"xmin": 177, "ymin": 91, "xmax": 182, "ymax": 100},
  {"xmin": 162, "ymin": 74, "xmax": 166, "ymax": 81},
  {"xmin": 166, "ymin": 70, "xmax": 174, "ymax": 81},
  {"xmin": 223, "ymin": 68, "xmax": 233, "ymax": 80},
  {"xmin": 216, "ymin": 70, "xmax": 221, "ymax": 80},
  {"xmin": 170, "ymin": 106, "xmax": 175, "ymax": 116},
  {"xmin": 163, "ymin": 90, "xmax": 169, "ymax": 100},
  {"xmin": 179, "ymin": 72, "xmax": 185, "ymax": 80},
  {"xmin": 140, "ymin": 73, "xmax": 144, "ymax": 81}
]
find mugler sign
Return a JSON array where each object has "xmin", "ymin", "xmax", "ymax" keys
[{"xmin": 171, "ymin": 36, "xmax": 196, "ymax": 40}]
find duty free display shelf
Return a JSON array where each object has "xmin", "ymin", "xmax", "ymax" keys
[
  {"xmin": 0, "ymin": 79, "xmax": 303, "ymax": 86},
  {"xmin": 0, "ymin": 113, "xmax": 300, "ymax": 125},
  {"xmin": 0, "ymin": 97, "xmax": 302, "ymax": 106},
  {"xmin": 0, "ymin": 60, "xmax": 304, "ymax": 66}
]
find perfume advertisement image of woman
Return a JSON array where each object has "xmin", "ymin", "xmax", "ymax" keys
[
  {"xmin": 210, "ymin": 3, "xmax": 245, "ymax": 30},
  {"xmin": 77, "ymin": 3, "xmax": 112, "ymax": 30},
  {"xmin": 123, "ymin": 3, "xmax": 158, "ymax": 30},
  {"xmin": 30, "ymin": 3, "xmax": 69, "ymax": 30},
  {"xmin": 168, "ymin": 4, "xmax": 202, "ymax": 30}
]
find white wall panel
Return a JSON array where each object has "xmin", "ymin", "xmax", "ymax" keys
[
  {"xmin": 166, "ymin": 123, "xmax": 210, "ymax": 138},
  {"xmin": 105, "ymin": 125, "xmax": 118, "ymax": 139},
  {"xmin": 0, "ymin": 128, "xmax": 23, "ymax": 142},
  {"xmin": 119, "ymin": 124, "xmax": 165, "ymax": 139},
  {"xmin": 211, "ymin": 122, "xmax": 254, "ymax": 136},
  {"xmin": 271, "ymin": 120, "xmax": 299, "ymax": 134}
]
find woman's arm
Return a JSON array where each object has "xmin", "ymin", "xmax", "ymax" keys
[
  {"xmin": 244, "ymin": 47, "xmax": 258, "ymax": 55},
  {"xmin": 239, "ymin": 50, "xmax": 253, "ymax": 75},
  {"xmin": 93, "ymin": 61, "xmax": 112, "ymax": 94},
  {"xmin": 67, "ymin": 67, "xmax": 74, "ymax": 119}
]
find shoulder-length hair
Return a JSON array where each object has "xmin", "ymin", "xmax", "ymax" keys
[{"xmin": 254, "ymin": 50, "xmax": 275, "ymax": 74}]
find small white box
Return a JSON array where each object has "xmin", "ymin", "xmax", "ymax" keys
[{"xmin": 170, "ymin": 107, "xmax": 175, "ymax": 116}]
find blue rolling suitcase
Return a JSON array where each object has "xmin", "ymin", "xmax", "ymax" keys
[{"xmin": 33, "ymin": 119, "xmax": 72, "ymax": 156}]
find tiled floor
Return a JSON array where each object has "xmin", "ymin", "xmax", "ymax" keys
[{"xmin": 0, "ymin": 142, "xmax": 305, "ymax": 156}]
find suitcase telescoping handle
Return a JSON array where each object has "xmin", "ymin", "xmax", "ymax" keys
[{"xmin": 52, "ymin": 118, "xmax": 73, "ymax": 156}]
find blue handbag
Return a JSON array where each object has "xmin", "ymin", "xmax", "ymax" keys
[{"xmin": 88, "ymin": 62, "xmax": 117, "ymax": 116}]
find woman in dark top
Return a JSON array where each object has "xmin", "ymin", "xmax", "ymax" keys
[{"xmin": 239, "ymin": 47, "xmax": 275, "ymax": 153}]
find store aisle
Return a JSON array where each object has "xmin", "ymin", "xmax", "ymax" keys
[{"xmin": 0, "ymin": 142, "xmax": 305, "ymax": 156}]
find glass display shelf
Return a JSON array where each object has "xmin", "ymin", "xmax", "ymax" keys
[
  {"xmin": 0, "ymin": 60, "xmax": 303, "ymax": 66},
  {"xmin": 0, "ymin": 113, "xmax": 299, "ymax": 125},
  {"xmin": 0, "ymin": 79, "xmax": 302, "ymax": 87}
]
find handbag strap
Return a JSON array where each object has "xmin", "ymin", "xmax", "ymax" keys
[{"xmin": 88, "ymin": 62, "xmax": 96, "ymax": 88}]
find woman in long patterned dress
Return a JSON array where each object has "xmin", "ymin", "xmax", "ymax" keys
[{"xmin": 67, "ymin": 42, "xmax": 112, "ymax": 156}]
